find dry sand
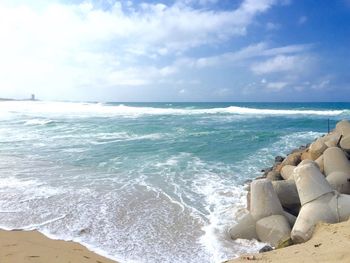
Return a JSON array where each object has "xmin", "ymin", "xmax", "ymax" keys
[
  {"xmin": 1, "ymin": 221, "xmax": 350, "ymax": 263},
  {"xmin": 228, "ymin": 219, "xmax": 350, "ymax": 263},
  {"xmin": 0, "ymin": 229, "xmax": 117, "ymax": 263}
]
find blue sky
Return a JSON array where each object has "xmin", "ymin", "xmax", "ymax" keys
[{"xmin": 0, "ymin": 0, "xmax": 349, "ymax": 102}]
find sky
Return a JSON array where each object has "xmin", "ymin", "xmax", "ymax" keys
[{"xmin": 0, "ymin": 0, "xmax": 350, "ymax": 102}]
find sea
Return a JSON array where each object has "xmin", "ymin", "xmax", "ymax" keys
[{"xmin": 0, "ymin": 101, "xmax": 349, "ymax": 263}]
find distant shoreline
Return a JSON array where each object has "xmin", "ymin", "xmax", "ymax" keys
[
  {"xmin": 0, "ymin": 98, "xmax": 15, "ymax": 101},
  {"xmin": 0, "ymin": 98, "xmax": 38, "ymax": 101}
]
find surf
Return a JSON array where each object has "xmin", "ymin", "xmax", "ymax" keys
[{"xmin": 0, "ymin": 101, "xmax": 346, "ymax": 118}]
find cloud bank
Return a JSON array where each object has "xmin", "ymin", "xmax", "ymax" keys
[{"xmin": 0, "ymin": 0, "xmax": 338, "ymax": 101}]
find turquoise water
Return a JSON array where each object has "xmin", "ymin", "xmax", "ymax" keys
[{"xmin": 0, "ymin": 101, "xmax": 349, "ymax": 262}]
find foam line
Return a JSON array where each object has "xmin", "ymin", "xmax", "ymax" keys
[{"xmin": 0, "ymin": 101, "xmax": 345, "ymax": 118}]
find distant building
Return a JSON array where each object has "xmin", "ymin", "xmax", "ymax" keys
[{"xmin": 31, "ymin": 94, "xmax": 35, "ymax": 101}]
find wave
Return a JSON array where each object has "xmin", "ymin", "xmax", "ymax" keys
[
  {"xmin": 0, "ymin": 101, "xmax": 346, "ymax": 118},
  {"xmin": 223, "ymin": 106, "xmax": 344, "ymax": 116},
  {"xmin": 24, "ymin": 119, "xmax": 55, "ymax": 126}
]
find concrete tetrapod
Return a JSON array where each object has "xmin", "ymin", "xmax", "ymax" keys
[
  {"xmin": 336, "ymin": 120, "xmax": 350, "ymax": 136},
  {"xmin": 323, "ymin": 147, "xmax": 350, "ymax": 194},
  {"xmin": 309, "ymin": 138, "xmax": 327, "ymax": 160},
  {"xmin": 250, "ymin": 179, "xmax": 284, "ymax": 221},
  {"xmin": 256, "ymin": 215, "xmax": 291, "ymax": 247},
  {"xmin": 293, "ymin": 162, "xmax": 333, "ymax": 206},
  {"xmin": 322, "ymin": 132, "xmax": 341, "ymax": 148},
  {"xmin": 298, "ymin": 159, "xmax": 314, "ymax": 166},
  {"xmin": 337, "ymin": 194, "xmax": 350, "ymax": 221},
  {"xmin": 291, "ymin": 162, "xmax": 350, "ymax": 243},
  {"xmin": 340, "ymin": 135, "xmax": 350, "ymax": 153},
  {"xmin": 229, "ymin": 179, "xmax": 288, "ymax": 245},
  {"xmin": 229, "ymin": 213, "xmax": 258, "ymax": 240},
  {"xmin": 327, "ymin": 171, "xmax": 350, "ymax": 194},
  {"xmin": 315, "ymin": 154, "xmax": 324, "ymax": 174},
  {"xmin": 323, "ymin": 147, "xmax": 350, "ymax": 176},
  {"xmin": 251, "ymin": 179, "xmax": 294, "ymax": 246},
  {"xmin": 283, "ymin": 211, "xmax": 296, "ymax": 227},
  {"xmin": 280, "ymin": 165, "xmax": 296, "ymax": 180},
  {"xmin": 280, "ymin": 152, "xmax": 302, "ymax": 168},
  {"xmin": 291, "ymin": 192, "xmax": 338, "ymax": 243},
  {"xmin": 272, "ymin": 180, "xmax": 300, "ymax": 211}
]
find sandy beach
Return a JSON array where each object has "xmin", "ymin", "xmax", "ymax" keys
[
  {"xmin": 229, "ymin": 219, "xmax": 350, "ymax": 263},
  {"xmin": 0, "ymin": 229, "xmax": 117, "ymax": 263},
  {"xmin": 1, "ymin": 216, "xmax": 350, "ymax": 263},
  {"xmin": 2, "ymin": 220, "xmax": 350, "ymax": 263}
]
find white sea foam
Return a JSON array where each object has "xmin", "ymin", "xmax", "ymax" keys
[
  {"xmin": 1, "ymin": 215, "xmax": 67, "ymax": 231},
  {"xmin": 0, "ymin": 159, "xmax": 209, "ymax": 263},
  {"xmin": 0, "ymin": 100, "xmax": 345, "ymax": 119},
  {"xmin": 187, "ymin": 160, "xmax": 263, "ymax": 262},
  {"xmin": 0, "ymin": 176, "xmax": 64, "ymax": 200},
  {"xmin": 24, "ymin": 119, "xmax": 54, "ymax": 125},
  {"xmin": 0, "ymin": 176, "xmax": 39, "ymax": 188},
  {"xmin": 49, "ymin": 132, "xmax": 167, "ymax": 147},
  {"xmin": 223, "ymin": 106, "xmax": 343, "ymax": 116},
  {"xmin": 140, "ymin": 153, "xmax": 264, "ymax": 262},
  {"xmin": 92, "ymin": 132, "xmax": 166, "ymax": 142}
]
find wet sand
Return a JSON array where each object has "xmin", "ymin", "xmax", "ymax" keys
[
  {"xmin": 228, "ymin": 219, "xmax": 350, "ymax": 263},
  {"xmin": 0, "ymin": 229, "xmax": 117, "ymax": 263}
]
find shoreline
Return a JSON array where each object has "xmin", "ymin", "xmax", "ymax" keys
[{"xmin": 0, "ymin": 229, "xmax": 117, "ymax": 263}]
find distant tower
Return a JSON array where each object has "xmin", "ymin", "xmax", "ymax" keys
[{"xmin": 31, "ymin": 94, "xmax": 35, "ymax": 101}]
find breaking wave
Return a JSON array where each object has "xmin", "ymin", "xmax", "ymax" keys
[{"xmin": 0, "ymin": 101, "xmax": 345, "ymax": 119}]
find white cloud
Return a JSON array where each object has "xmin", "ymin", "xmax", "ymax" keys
[
  {"xmin": 0, "ymin": 0, "xmax": 283, "ymax": 100},
  {"xmin": 280, "ymin": 78, "xmax": 332, "ymax": 93},
  {"xmin": 176, "ymin": 0, "xmax": 219, "ymax": 6},
  {"xmin": 250, "ymin": 55, "xmax": 311, "ymax": 75},
  {"xmin": 261, "ymin": 44, "xmax": 312, "ymax": 56},
  {"xmin": 266, "ymin": 81, "xmax": 288, "ymax": 91},
  {"xmin": 173, "ymin": 42, "xmax": 311, "ymax": 70},
  {"xmin": 0, "ymin": 0, "xmax": 280, "ymax": 56}
]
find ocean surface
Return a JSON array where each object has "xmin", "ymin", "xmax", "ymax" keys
[{"xmin": 0, "ymin": 101, "xmax": 349, "ymax": 263}]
